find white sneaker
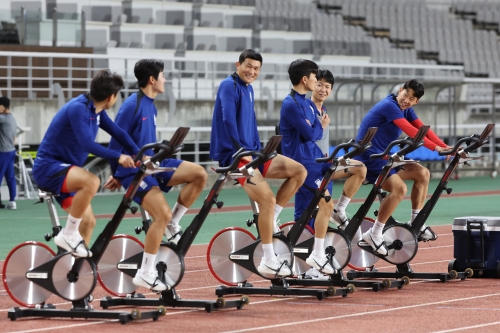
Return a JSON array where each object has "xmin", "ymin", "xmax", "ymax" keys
[
  {"xmin": 330, "ymin": 209, "xmax": 349, "ymax": 229},
  {"xmin": 54, "ymin": 230, "xmax": 92, "ymax": 258},
  {"xmin": 418, "ymin": 225, "xmax": 438, "ymax": 241},
  {"xmin": 306, "ymin": 253, "xmax": 336, "ymax": 275},
  {"xmin": 360, "ymin": 230, "xmax": 388, "ymax": 256},
  {"xmin": 304, "ymin": 267, "xmax": 331, "ymax": 280},
  {"xmin": 164, "ymin": 224, "xmax": 182, "ymax": 244},
  {"xmin": 257, "ymin": 256, "xmax": 293, "ymax": 277},
  {"xmin": 273, "ymin": 220, "xmax": 281, "ymax": 234},
  {"xmin": 6, "ymin": 201, "xmax": 16, "ymax": 210},
  {"xmin": 133, "ymin": 270, "xmax": 169, "ymax": 292}
]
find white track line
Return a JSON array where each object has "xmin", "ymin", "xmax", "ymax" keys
[
  {"xmin": 220, "ymin": 292, "xmax": 500, "ymax": 333},
  {"xmin": 430, "ymin": 321, "xmax": 500, "ymax": 333}
]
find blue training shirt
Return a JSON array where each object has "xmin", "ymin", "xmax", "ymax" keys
[
  {"xmin": 280, "ymin": 90, "xmax": 324, "ymax": 164},
  {"xmin": 36, "ymin": 94, "xmax": 139, "ymax": 167},
  {"xmin": 209, "ymin": 74, "xmax": 261, "ymax": 165},
  {"xmin": 356, "ymin": 94, "xmax": 418, "ymax": 159},
  {"xmin": 109, "ymin": 92, "xmax": 157, "ymax": 178}
]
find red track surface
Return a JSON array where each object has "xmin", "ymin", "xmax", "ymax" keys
[{"xmin": 1, "ymin": 225, "xmax": 500, "ymax": 333}]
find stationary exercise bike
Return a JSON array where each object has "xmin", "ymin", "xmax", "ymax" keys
[
  {"xmin": 347, "ymin": 124, "xmax": 495, "ymax": 283},
  {"xmin": 284, "ymin": 127, "xmax": 430, "ymax": 292},
  {"xmin": 206, "ymin": 133, "xmax": 384, "ymax": 299},
  {"xmin": 3, "ymin": 127, "xmax": 190, "ymax": 324},
  {"xmin": 98, "ymin": 136, "xmax": 284, "ymax": 312}
]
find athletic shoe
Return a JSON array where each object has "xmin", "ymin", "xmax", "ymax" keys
[
  {"xmin": 257, "ymin": 256, "xmax": 293, "ymax": 277},
  {"xmin": 164, "ymin": 224, "xmax": 183, "ymax": 244},
  {"xmin": 133, "ymin": 270, "xmax": 169, "ymax": 292},
  {"xmin": 306, "ymin": 253, "xmax": 336, "ymax": 275},
  {"xmin": 330, "ymin": 209, "xmax": 349, "ymax": 229},
  {"xmin": 54, "ymin": 230, "xmax": 92, "ymax": 257},
  {"xmin": 304, "ymin": 267, "xmax": 331, "ymax": 280},
  {"xmin": 418, "ymin": 225, "xmax": 438, "ymax": 241},
  {"xmin": 273, "ymin": 220, "xmax": 281, "ymax": 234},
  {"xmin": 360, "ymin": 230, "xmax": 388, "ymax": 256},
  {"xmin": 6, "ymin": 201, "xmax": 16, "ymax": 210}
]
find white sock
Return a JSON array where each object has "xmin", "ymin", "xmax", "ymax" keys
[
  {"xmin": 64, "ymin": 214, "xmax": 82, "ymax": 235},
  {"xmin": 140, "ymin": 252, "xmax": 157, "ymax": 274},
  {"xmin": 313, "ymin": 237, "xmax": 325, "ymax": 257},
  {"xmin": 411, "ymin": 209, "xmax": 421, "ymax": 224},
  {"xmin": 262, "ymin": 243, "xmax": 275, "ymax": 261},
  {"xmin": 371, "ymin": 220, "xmax": 385, "ymax": 237},
  {"xmin": 273, "ymin": 204, "xmax": 283, "ymax": 224},
  {"xmin": 169, "ymin": 202, "xmax": 188, "ymax": 227},
  {"xmin": 335, "ymin": 195, "xmax": 351, "ymax": 214}
]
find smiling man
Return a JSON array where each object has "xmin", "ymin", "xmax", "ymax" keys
[
  {"xmin": 354, "ymin": 79, "xmax": 452, "ymax": 256},
  {"xmin": 210, "ymin": 50, "xmax": 306, "ymax": 277}
]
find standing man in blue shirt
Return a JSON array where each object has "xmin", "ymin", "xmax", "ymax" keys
[
  {"xmin": 280, "ymin": 60, "xmax": 362, "ymax": 276},
  {"xmin": 308, "ymin": 69, "xmax": 366, "ymax": 230},
  {"xmin": 105, "ymin": 59, "xmax": 207, "ymax": 291},
  {"xmin": 32, "ymin": 70, "xmax": 138, "ymax": 258},
  {"xmin": 0, "ymin": 97, "xmax": 17, "ymax": 210},
  {"xmin": 355, "ymin": 79, "xmax": 451, "ymax": 256},
  {"xmin": 210, "ymin": 49, "xmax": 306, "ymax": 277}
]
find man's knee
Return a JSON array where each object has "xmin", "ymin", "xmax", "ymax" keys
[
  {"xmin": 150, "ymin": 206, "xmax": 172, "ymax": 227},
  {"xmin": 194, "ymin": 165, "xmax": 208, "ymax": 186},
  {"xmin": 318, "ymin": 196, "xmax": 334, "ymax": 212},
  {"xmin": 88, "ymin": 174, "xmax": 100, "ymax": 193},
  {"xmin": 392, "ymin": 182, "xmax": 407, "ymax": 200},
  {"xmin": 254, "ymin": 189, "xmax": 276, "ymax": 207}
]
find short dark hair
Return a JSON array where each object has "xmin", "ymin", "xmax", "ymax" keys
[
  {"xmin": 402, "ymin": 79, "xmax": 424, "ymax": 99},
  {"xmin": 90, "ymin": 69, "xmax": 124, "ymax": 102},
  {"xmin": 0, "ymin": 96, "xmax": 10, "ymax": 109},
  {"xmin": 134, "ymin": 59, "xmax": 165, "ymax": 88},
  {"xmin": 316, "ymin": 69, "xmax": 334, "ymax": 87},
  {"xmin": 238, "ymin": 49, "xmax": 263, "ymax": 65},
  {"xmin": 288, "ymin": 59, "xmax": 318, "ymax": 86}
]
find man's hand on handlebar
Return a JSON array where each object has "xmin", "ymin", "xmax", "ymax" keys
[
  {"xmin": 104, "ymin": 176, "xmax": 122, "ymax": 191},
  {"xmin": 435, "ymin": 146, "xmax": 453, "ymax": 161},
  {"xmin": 119, "ymin": 154, "xmax": 135, "ymax": 168}
]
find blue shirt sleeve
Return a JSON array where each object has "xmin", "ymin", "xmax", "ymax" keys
[
  {"xmin": 67, "ymin": 104, "xmax": 122, "ymax": 160},
  {"xmin": 381, "ymin": 102, "xmax": 405, "ymax": 123},
  {"xmin": 281, "ymin": 99, "xmax": 323, "ymax": 142},
  {"xmin": 219, "ymin": 81, "xmax": 245, "ymax": 149},
  {"xmin": 99, "ymin": 111, "xmax": 140, "ymax": 156},
  {"xmin": 405, "ymin": 107, "xmax": 419, "ymax": 122}
]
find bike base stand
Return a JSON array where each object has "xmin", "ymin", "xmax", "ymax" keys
[
  {"xmin": 100, "ymin": 288, "xmax": 248, "ymax": 313},
  {"xmin": 8, "ymin": 301, "xmax": 164, "ymax": 324},
  {"xmin": 346, "ymin": 263, "xmax": 472, "ymax": 283},
  {"xmin": 285, "ymin": 270, "xmax": 406, "ymax": 292},
  {"xmin": 215, "ymin": 278, "xmax": 352, "ymax": 301}
]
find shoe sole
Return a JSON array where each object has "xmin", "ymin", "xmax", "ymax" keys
[
  {"xmin": 257, "ymin": 266, "xmax": 293, "ymax": 277},
  {"xmin": 361, "ymin": 234, "xmax": 388, "ymax": 256},
  {"xmin": 132, "ymin": 277, "xmax": 168, "ymax": 291},
  {"xmin": 305, "ymin": 258, "xmax": 335, "ymax": 275},
  {"xmin": 54, "ymin": 236, "xmax": 92, "ymax": 258}
]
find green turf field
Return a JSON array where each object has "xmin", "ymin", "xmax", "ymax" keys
[{"xmin": 0, "ymin": 176, "xmax": 498, "ymax": 258}]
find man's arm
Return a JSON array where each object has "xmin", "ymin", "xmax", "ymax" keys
[
  {"xmin": 67, "ymin": 105, "xmax": 122, "ymax": 160},
  {"xmin": 410, "ymin": 118, "xmax": 448, "ymax": 148},
  {"xmin": 219, "ymin": 82, "xmax": 245, "ymax": 149},
  {"xmin": 99, "ymin": 111, "xmax": 140, "ymax": 156},
  {"xmin": 281, "ymin": 100, "xmax": 323, "ymax": 142}
]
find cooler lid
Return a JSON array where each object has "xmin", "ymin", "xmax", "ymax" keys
[{"xmin": 452, "ymin": 216, "xmax": 500, "ymax": 231}]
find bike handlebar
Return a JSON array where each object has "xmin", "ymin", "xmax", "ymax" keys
[
  {"xmin": 316, "ymin": 127, "xmax": 378, "ymax": 163},
  {"xmin": 214, "ymin": 135, "xmax": 282, "ymax": 174},
  {"xmin": 370, "ymin": 125, "xmax": 430, "ymax": 159},
  {"xmin": 133, "ymin": 127, "xmax": 190, "ymax": 164}
]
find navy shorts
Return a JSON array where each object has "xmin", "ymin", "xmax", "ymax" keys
[
  {"xmin": 32, "ymin": 158, "xmax": 76, "ymax": 209},
  {"xmin": 117, "ymin": 158, "xmax": 183, "ymax": 204},
  {"xmin": 294, "ymin": 161, "xmax": 333, "ymax": 229},
  {"xmin": 354, "ymin": 157, "xmax": 399, "ymax": 184}
]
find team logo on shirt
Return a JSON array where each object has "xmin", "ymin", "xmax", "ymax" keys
[
  {"xmin": 309, "ymin": 106, "xmax": 315, "ymax": 115},
  {"xmin": 139, "ymin": 181, "xmax": 148, "ymax": 189},
  {"xmin": 315, "ymin": 179, "xmax": 322, "ymax": 188},
  {"xmin": 96, "ymin": 115, "xmax": 100, "ymax": 125},
  {"xmin": 154, "ymin": 115, "xmax": 157, "ymax": 126},
  {"xmin": 249, "ymin": 92, "xmax": 253, "ymax": 103}
]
